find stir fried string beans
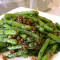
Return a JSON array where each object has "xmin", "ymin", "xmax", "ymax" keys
[{"xmin": 0, "ymin": 10, "xmax": 59, "ymax": 60}]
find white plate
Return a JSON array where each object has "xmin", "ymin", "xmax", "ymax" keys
[{"xmin": 0, "ymin": 7, "xmax": 60, "ymax": 60}]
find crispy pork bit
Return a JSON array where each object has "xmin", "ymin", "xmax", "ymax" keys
[
  {"xmin": 15, "ymin": 15, "xmax": 33, "ymax": 25},
  {"xmin": 10, "ymin": 50, "xmax": 15, "ymax": 54},
  {"xmin": 17, "ymin": 36, "xmax": 20, "ymax": 40},
  {"xmin": 8, "ymin": 35, "xmax": 13, "ymax": 38},
  {"xmin": 18, "ymin": 40, "xmax": 22, "ymax": 44},
  {"xmin": 2, "ymin": 55, "xmax": 7, "ymax": 60},
  {"xmin": 21, "ymin": 38, "xmax": 24, "ymax": 42},
  {"xmin": 32, "ymin": 57, "xmax": 37, "ymax": 60},
  {"xmin": 31, "ymin": 26, "xmax": 36, "ymax": 31},
  {"xmin": 47, "ymin": 53, "xmax": 52, "ymax": 58}
]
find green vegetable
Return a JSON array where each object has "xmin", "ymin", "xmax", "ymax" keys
[
  {"xmin": 36, "ymin": 25, "xmax": 44, "ymax": 32},
  {"xmin": 4, "ymin": 13, "xmax": 17, "ymax": 19},
  {"xmin": 48, "ymin": 33, "xmax": 60, "ymax": 43},
  {"xmin": 42, "ymin": 44, "xmax": 58, "ymax": 60},
  {"xmin": 4, "ymin": 20, "xmax": 31, "ymax": 30},
  {"xmin": 28, "ymin": 42, "xmax": 35, "ymax": 49},
  {"xmin": 19, "ymin": 10, "xmax": 38, "ymax": 16},
  {"xmin": 55, "ymin": 22, "xmax": 60, "ymax": 30},
  {"xmin": 38, "ymin": 16, "xmax": 52, "ymax": 23},
  {"xmin": 20, "ymin": 34, "xmax": 27, "ymax": 39},
  {"xmin": 7, "ymin": 45, "xmax": 21, "ymax": 50},
  {"xmin": 0, "ymin": 38, "xmax": 18, "ymax": 44},
  {"xmin": 7, "ymin": 50, "xmax": 27, "ymax": 58},
  {"xmin": 19, "ymin": 29, "xmax": 40, "ymax": 39},
  {"xmin": 37, "ymin": 39, "xmax": 50, "ymax": 60},
  {"xmin": 0, "ymin": 29, "xmax": 18, "ymax": 35},
  {"xmin": 19, "ymin": 14, "xmax": 53, "ymax": 32},
  {"xmin": 49, "ymin": 40, "xmax": 56, "ymax": 44}
]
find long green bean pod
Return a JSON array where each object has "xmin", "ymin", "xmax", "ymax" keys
[
  {"xmin": 7, "ymin": 50, "xmax": 27, "ymax": 58},
  {"xmin": 38, "ymin": 16, "xmax": 52, "ymax": 23},
  {"xmin": 42, "ymin": 44, "xmax": 58, "ymax": 60},
  {"xmin": 19, "ymin": 10, "xmax": 38, "ymax": 16},
  {"xmin": 37, "ymin": 39, "xmax": 50, "ymax": 60},
  {"xmin": 0, "ymin": 29, "xmax": 18, "ymax": 35},
  {"xmin": 4, "ymin": 13, "xmax": 17, "ymax": 19},
  {"xmin": 7, "ymin": 45, "xmax": 21, "ymax": 50},
  {"xmin": 20, "ymin": 34, "xmax": 27, "ymax": 39},
  {"xmin": 3, "ymin": 20, "xmax": 31, "ymax": 30},
  {"xmin": 49, "ymin": 40, "xmax": 56, "ymax": 44},
  {"xmin": 0, "ymin": 38, "xmax": 18, "ymax": 44},
  {"xmin": 36, "ymin": 25, "xmax": 44, "ymax": 32},
  {"xmin": 48, "ymin": 33, "xmax": 60, "ymax": 43},
  {"xmin": 55, "ymin": 22, "xmax": 60, "ymax": 30}
]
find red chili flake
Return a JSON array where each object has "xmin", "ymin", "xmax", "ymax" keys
[{"xmin": 2, "ymin": 55, "xmax": 7, "ymax": 60}]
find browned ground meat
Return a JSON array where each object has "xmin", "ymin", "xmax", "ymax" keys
[
  {"xmin": 15, "ymin": 15, "xmax": 34, "ymax": 26},
  {"xmin": 8, "ymin": 35, "xmax": 13, "ymax": 39},
  {"xmin": 35, "ymin": 39, "xmax": 45, "ymax": 50},
  {"xmin": 32, "ymin": 57, "xmax": 37, "ymax": 60},
  {"xmin": 10, "ymin": 50, "xmax": 15, "ymax": 54},
  {"xmin": 2, "ymin": 55, "xmax": 7, "ymax": 60},
  {"xmin": 47, "ymin": 53, "xmax": 52, "ymax": 58},
  {"xmin": 17, "ymin": 36, "xmax": 20, "ymax": 40},
  {"xmin": 18, "ymin": 40, "xmax": 22, "ymax": 44}
]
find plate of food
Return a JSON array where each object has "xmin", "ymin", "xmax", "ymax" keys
[{"xmin": 0, "ymin": 7, "xmax": 60, "ymax": 60}]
